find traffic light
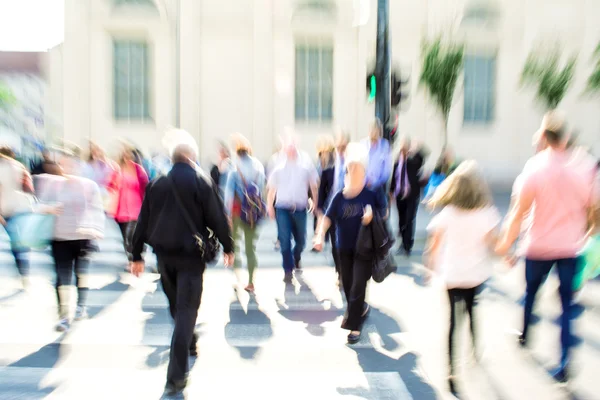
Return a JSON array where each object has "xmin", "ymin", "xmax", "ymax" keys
[
  {"xmin": 391, "ymin": 71, "xmax": 408, "ymax": 107},
  {"xmin": 366, "ymin": 73, "xmax": 376, "ymax": 102}
]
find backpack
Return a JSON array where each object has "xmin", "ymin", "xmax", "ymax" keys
[{"xmin": 237, "ymin": 168, "xmax": 265, "ymax": 228}]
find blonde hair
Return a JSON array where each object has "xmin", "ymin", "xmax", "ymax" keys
[
  {"xmin": 316, "ymin": 135, "xmax": 335, "ymax": 154},
  {"xmin": 427, "ymin": 160, "xmax": 492, "ymax": 210},
  {"xmin": 231, "ymin": 133, "xmax": 252, "ymax": 154}
]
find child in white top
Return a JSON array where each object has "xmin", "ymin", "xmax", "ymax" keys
[{"xmin": 423, "ymin": 160, "xmax": 500, "ymax": 395}]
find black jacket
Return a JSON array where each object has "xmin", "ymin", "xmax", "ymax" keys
[
  {"xmin": 132, "ymin": 162, "xmax": 233, "ymax": 261},
  {"xmin": 317, "ymin": 167, "xmax": 335, "ymax": 212},
  {"xmin": 390, "ymin": 151, "xmax": 425, "ymax": 199},
  {"xmin": 356, "ymin": 212, "xmax": 394, "ymax": 261}
]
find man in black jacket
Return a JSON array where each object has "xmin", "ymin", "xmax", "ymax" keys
[
  {"xmin": 390, "ymin": 139, "xmax": 425, "ymax": 257},
  {"xmin": 131, "ymin": 143, "xmax": 234, "ymax": 396}
]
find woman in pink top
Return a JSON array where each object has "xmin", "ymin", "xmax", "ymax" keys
[{"xmin": 108, "ymin": 147, "xmax": 149, "ymax": 266}]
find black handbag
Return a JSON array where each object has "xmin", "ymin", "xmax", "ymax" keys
[
  {"xmin": 372, "ymin": 251, "xmax": 397, "ymax": 283},
  {"xmin": 168, "ymin": 176, "xmax": 220, "ymax": 264}
]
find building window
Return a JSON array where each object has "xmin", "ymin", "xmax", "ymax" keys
[
  {"xmin": 113, "ymin": 40, "xmax": 150, "ymax": 121},
  {"xmin": 463, "ymin": 54, "xmax": 495, "ymax": 124},
  {"xmin": 295, "ymin": 45, "xmax": 333, "ymax": 122}
]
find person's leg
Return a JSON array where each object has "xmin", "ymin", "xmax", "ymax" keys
[
  {"xmin": 465, "ymin": 285, "xmax": 480, "ymax": 354},
  {"xmin": 4, "ymin": 217, "xmax": 30, "ymax": 279},
  {"xmin": 447, "ymin": 289, "xmax": 460, "ymax": 377},
  {"xmin": 166, "ymin": 261, "xmax": 204, "ymax": 386},
  {"xmin": 556, "ymin": 258, "xmax": 578, "ymax": 371},
  {"xmin": 51, "ymin": 241, "xmax": 72, "ymax": 319},
  {"xmin": 125, "ymin": 221, "xmax": 137, "ymax": 261},
  {"xmin": 329, "ymin": 222, "xmax": 341, "ymax": 277},
  {"xmin": 522, "ymin": 259, "xmax": 554, "ymax": 343},
  {"xmin": 159, "ymin": 257, "xmax": 178, "ymax": 320},
  {"xmin": 338, "ymin": 250, "xmax": 354, "ymax": 310},
  {"xmin": 403, "ymin": 195, "xmax": 419, "ymax": 254},
  {"xmin": 275, "ymin": 209, "xmax": 294, "ymax": 273},
  {"xmin": 74, "ymin": 240, "xmax": 91, "ymax": 311},
  {"xmin": 232, "ymin": 217, "xmax": 242, "ymax": 270},
  {"xmin": 291, "ymin": 210, "xmax": 307, "ymax": 268},
  {"xmin": 343, "ymin": 256, "xmax": 372, "ymax": 332},
  {"xmin": 243, "ymin": 223, "xmax": 258, "ymax": 285},
  {"xmin": 396, "ymin": 196, "xmax": 405, "ymax": 239}
]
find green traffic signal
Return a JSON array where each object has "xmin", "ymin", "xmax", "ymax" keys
[{"xmin": 368, "ymin": 75, "xmax": 376, "ymax": 102}]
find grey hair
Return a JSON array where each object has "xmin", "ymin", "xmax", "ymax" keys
[{"xmin": 172, "ymin": 143, "xmax": 197, "ymax": 164}]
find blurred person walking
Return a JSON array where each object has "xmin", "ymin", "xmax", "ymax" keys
[
  {"xmin": 83, "ymin": 143, "xmax": 117, "ymax": 210},
  {"xmin": 210, "ymin": 141, "xmax": 232, "ymax": 195},
  {"xmin": 314, "ymin": 143, "xmax": 386, "ymax": 344},
  {"xmin": 0, "ymin": 150, "xmax": 35, "ymax": 288},
  {"xmin": 313, "ymin": 136, "xmax": 336, "ymax": 240},
  {"xmin": 267, "ymin": 137, "xmax": 319, "ymax": 282},
  {"xmin": 38, "ymin": 151, "xmax": 105, "ymax": 331},
  {"xmin": 390, "ymin": 138, "xmax": 425, "ymax": 257},
  {"xmin": 130, "ymin": 137, "xmax": 234, "ymax": 397},
  {"xmin": 496, "ymin": 111, "xmax": 597, "ymax": 383},
  {"xmin": 108, "ymin": 146, "xmax": 149, "ymax": 269},
  {"xmin": 224, "ymin": 134, "xmax": 266, "ymax": 292},
  {"xmin": 363, "ymin": 119, "xmax": 392, "ymax": 207},
  {"xmin": 423, "ymin": 161, "xmax": 501, "ymax": 395}
]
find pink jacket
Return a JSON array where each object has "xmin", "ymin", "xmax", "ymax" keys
[{"xmin": 108, "ymin": 162, "xmax": 149, "ymax": 223}]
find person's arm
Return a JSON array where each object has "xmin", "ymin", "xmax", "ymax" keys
[
  {"xmin": 423, "ymin": 230, "xmax": 443, "ymax": 272},
  {"xmin": 317, "ymin": 170, "xmax": 328, "ymax": 214},
  {"xmin": 376, "ymin": 142, "xmax": 393, "ymax": 188},
  {"xmin": 137, "ymin": 164, "xmax": 149, "ymax": 194},
  {"xmin": 496, "ymin": 182, "xmax": 534, "ymax": 256},
  {"xmin": 223, "ymin": 169, "xmax": 236, "ymax": 219}
]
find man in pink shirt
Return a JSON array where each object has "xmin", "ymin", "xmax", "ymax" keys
[{"xmin": 497, "ymin": 111, "xmax": 596, "ymax": 383}]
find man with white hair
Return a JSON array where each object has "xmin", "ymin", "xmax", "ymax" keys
[
  {"xmin": 267, "ymin": 136, "xmax": 319, "ymax": 283},
  {"xmin": 131, "ymin": 134, "xmax": 234, "ymax": 397},
  {"xmin": 496, "ymin": 111, "xmax": 597, "ymax": 383}
]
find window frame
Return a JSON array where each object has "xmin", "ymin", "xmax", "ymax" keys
[
  {"xmin": 294, "ymin": 38, "xmax": 334, "ymax": 124},
  {"xmin": 112, "ymin": 38, "xmax": 152, "ymax": 123},
  {"xmin": 463, "ymin": 52, "xmax": 497, "ymax": 125}
]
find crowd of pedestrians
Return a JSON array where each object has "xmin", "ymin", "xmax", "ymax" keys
[{"xmin": 0, "ymin": 110, "xmax": 599, "ymax": 397}]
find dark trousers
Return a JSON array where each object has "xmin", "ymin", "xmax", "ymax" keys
[
  {"xmin": 330, "ymin": 222, "xmax": 340, "ymax": 275},
  {"xmin": 523, "ymin": 258, "xmax": 577, "ymax": 370},
  {"xmin": 339, "ymin": 249, "xmax": 372, "ymax": 331},
  {"xmin": 118, "ymin": 221, "xmax": 137, "ymax": 261},
  {"xmin": 275, "ymin": 208, "xmax": 307, "ymax": 272},
  {"xmin": 447, "ymin": 285, "xmax": 481, "ymax": 375},
  {"xmin": 396, "ymin": 194, "xmax": 419, "ymax": 252},
  {"xmin": 158, "ymin": 255, "xmax": 205, "ymax": 384},
  {"xmin": 4, "ymin": 215, "xmax": 30, "ymax": 277},
  {"xmin": 51, "ymin": 240, "xmax": 91, "ymax": 317}
]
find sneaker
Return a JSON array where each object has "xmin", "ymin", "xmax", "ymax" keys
[
  {"xmin": 517, "ymin": 335, "xmax": 527, "ymax": 348},
  {"xmin": 55, "ymin": 318, "xmax": 70, "ymax": 332},
  {"xmin": 550, "ymin": 367, "xmax": 569, "ymax": 384},
  {"xmin": 164, "ymin": 379, "xmax": 187, "ymax": 397},
  {"xmin": 347, "ymin": 331, "xmax": 361, "ymax": 344},
  {"xmin": 74, "ymin": 306, "xmax": 88, "ymax": 321}
]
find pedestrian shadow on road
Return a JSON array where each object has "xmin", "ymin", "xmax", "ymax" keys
[
  {"xmin": 86, "ymin": 277, "xmax": 132, "ymax": 320},
  {"xmin": 394, "ymin": 264, "xmax": 428, "ymax": 287},
  {"xmin": 225, "ymin": 291, "xmax": 273, "ymax": 361},
  {"xmin": 337, "ymin": 306, "xmax": 438, "ymax": 399},
  {"xmin": 277, "ymin": 274, "xmax": 344, "ymax": 337},
  {"xmin": 8, "ymin": 331, "xmax": 69, "ymax": 397}
]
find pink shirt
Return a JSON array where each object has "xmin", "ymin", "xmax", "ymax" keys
[
  {"xmin": 517, "ymin": 149, "xmax": 596, "ymax": 260},
  {"xmin": 113, "ymin": 162, "xmax": 148, "ymax": 223}
]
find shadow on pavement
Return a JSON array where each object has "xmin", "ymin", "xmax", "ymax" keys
[
  {"xmin": 337, "ymin": 306, "xmax": 438, "ymax": 399},
  {"xmin": 8, "ymin": 332, "xmax": 69, "ymax": 396},
  {"xmin": 277, "ymin": 273, "xmax": 344, "ymax": 336},
  {"xmin": 225, "ymin": 290, "xmax": 273, "ymax": 360}
]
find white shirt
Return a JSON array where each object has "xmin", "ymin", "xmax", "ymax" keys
[
  {"xmin": 0, "ymin": 158, "xmax": 34, "ymax": 217},
  {"xmin": 427, "ymin": 205, "xmax": 501, "ymax": 289}
]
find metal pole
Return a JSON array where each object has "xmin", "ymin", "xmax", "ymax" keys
[{"xmin": 375, "ymin": 0, "xmax": 391, "ymax": 140}]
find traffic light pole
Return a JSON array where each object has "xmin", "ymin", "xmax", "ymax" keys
[{"xmin": 375, "ymin": 0, "xmax": 391, "ymax": 140}]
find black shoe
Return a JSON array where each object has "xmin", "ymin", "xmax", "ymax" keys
[
  {"xmin": 347, "ymin": 331, "xmax": 361, "ymax": 344},
  {"xmin": 164, "ymin": 379, "xmax": 187, "ymax": 396},
  {"xmin": 517, "ymin": 335, "xmax": 527, "ymax": 348},
  {"xmin": 190, "ymin": 333, "xmax": 198, "ymax": 357},
  {"xmin": 550, "ymin": 367, "xmax": 569, "ymax": 384}
]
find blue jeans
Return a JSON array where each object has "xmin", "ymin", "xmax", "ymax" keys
[
  {"xmin": 523, "ymin": 258, "xmax": 577, "ymax": 369},
  {"xmin": 275, "ymin": 208, "xmax": 307, "ymax": 273},
  {"xmin": 4, "ymin": 215, "xmax": 30, "ymax": 277}
]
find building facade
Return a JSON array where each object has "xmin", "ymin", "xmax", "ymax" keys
[{"xmin": 45, "ymin": 0, "xmax": 600, "ymax": 185}]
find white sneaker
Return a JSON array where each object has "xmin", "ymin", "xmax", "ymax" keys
[
  {"xmin": 74, "ymin": 306, "xmax": 88, "ymax": 321},
  {"xmin": 55, "ymin": 318, "xmax": 70, "ymax": 332}
]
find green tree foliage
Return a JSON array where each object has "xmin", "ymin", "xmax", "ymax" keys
[
  {"xmin": 419, "ymin": 37, "xmax": 464, "ymax": 147},
  {"xmin": 521, "ymin": 49, "xmax": 576, "ymax": 110},
  {"xmin": 0, "ymin": 83, "xmax": 16, "ymax": 109},
  {"xmin": 587, "ymin": 43, "xmax": 600, "ymax": 94}
]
